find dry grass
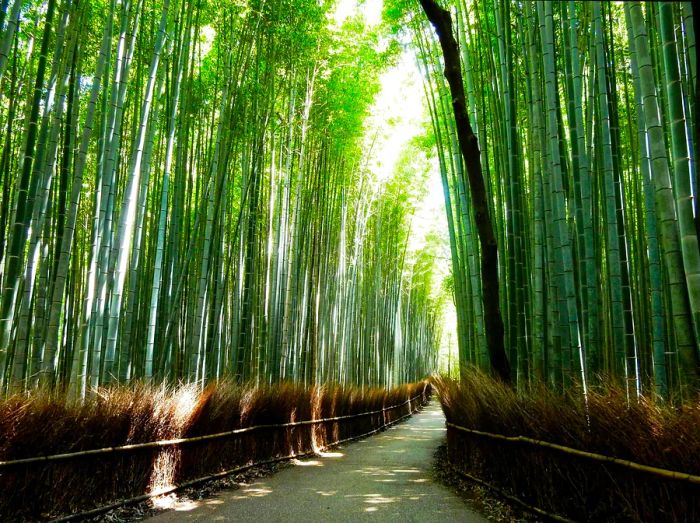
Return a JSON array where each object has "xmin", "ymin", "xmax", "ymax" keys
[
  {"xmin": 0, "ymin": 380, "xmax": 431, "ymax": 521},
  {"xmin": 433, "ymin": 371, "xmax": 700, "ymax": 522}
]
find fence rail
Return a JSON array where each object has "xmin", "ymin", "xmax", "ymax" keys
[{"xmin": 446, "ymin": 421, "xmax": 700, "ymax": 485}]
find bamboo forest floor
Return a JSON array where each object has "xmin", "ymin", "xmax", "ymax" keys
[{"xmin": 146, "ymin": 402, "xmax": 486, "ymax": 523}]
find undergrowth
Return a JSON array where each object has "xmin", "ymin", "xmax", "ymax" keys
[
  {"xmin": 434, "ymin": 372, "xmax": 700, "ymax": 522},
  {"xmin": 0, "ymin": 380, "xmax": 431, "ymax": 521}
]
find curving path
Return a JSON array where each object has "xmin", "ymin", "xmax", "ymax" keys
[{"xmin": 147, "ymin": 402, "xmax": 486, "ymax": 522}]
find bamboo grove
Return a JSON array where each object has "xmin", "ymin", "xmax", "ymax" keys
[
  {"xmin": 0, "ymin": 0, "xmax": 441, "ymax": 396},
  {"xmin": 388, "ymin": 0, "xmax": 697, "ymax": 399}
]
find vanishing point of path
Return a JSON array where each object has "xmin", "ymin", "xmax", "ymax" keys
[{"xmin": 148, "ymin": 402, "xmax": 486, "ymax": 522}]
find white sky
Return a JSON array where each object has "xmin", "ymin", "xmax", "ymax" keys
[
  {"xmin": 362, "ymin": 36, "xmax": 449, "ymax": 278},
  {"xmin": 332, "ymin": 0, "xmax": 383, "ymax": 26}
]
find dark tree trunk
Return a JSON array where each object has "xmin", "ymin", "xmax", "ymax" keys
[
  {"xmin": 419, "ymin": 0, "xmax": 511, "ymax": 383},
  {"xmin": 693, "ymin": 3, "xmax": 699, "ymax": 259}
]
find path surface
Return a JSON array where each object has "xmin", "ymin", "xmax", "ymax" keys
[{"xmin": 148, "ymin": 402, "xmax": 486, "ymax": 522}]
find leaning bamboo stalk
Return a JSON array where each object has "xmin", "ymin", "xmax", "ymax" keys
[
  {"xmin": 418, "ymin": 0, "xmax": 510, "ymax": 384},
  {"xmin": 446, "ymin": 422, "xmax": 700, "ymax": 485},
  {"xmin": 0, "ymin": 0, "xmax": 21, "ymax": 83},
  {"xmin": 102, "ymin": 0, "xmax": 170, "ymax": 382}
]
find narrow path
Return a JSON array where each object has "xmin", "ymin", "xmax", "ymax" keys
[{"xmin": 148, "ymin": 402, "xmax": 486, "ymax": 522}]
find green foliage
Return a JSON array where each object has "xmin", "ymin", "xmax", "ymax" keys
[
  {"xmin": 318, "ymin": 17, "xmax": 386, "ymax": 154},
  {"xmin": 381, "ymin": 0, "xmax": 417, "ymax": 36}
]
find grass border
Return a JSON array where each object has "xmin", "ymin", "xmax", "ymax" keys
[
  {"xmin": 446, "ymin": 422, "xmax": 700, "ymax": 485},
  {"xmin": 1, "ymin": 395, "xmax": 421, "ymax": 470}
]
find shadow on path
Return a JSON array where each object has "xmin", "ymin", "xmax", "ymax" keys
[{"xmin": 147, "ymin": 402, "xmax": 486, "ymax": 522}]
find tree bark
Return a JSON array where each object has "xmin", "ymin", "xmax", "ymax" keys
[{"xmin": 419, "ymin": 0, "xmax": 511, "ymax": 383}]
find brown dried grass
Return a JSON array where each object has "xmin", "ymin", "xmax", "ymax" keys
[
  {"xmin": 433, "ymin": 371, "xmax": 700, "ymax": 522},
  {"xmin": 0, "ymin": 380, "xmax": 431, "ymax": 521}
]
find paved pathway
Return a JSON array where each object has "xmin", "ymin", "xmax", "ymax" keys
[{"xmin": 148, "ymin": 402, "xmax": 486, "ymax": 522}]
